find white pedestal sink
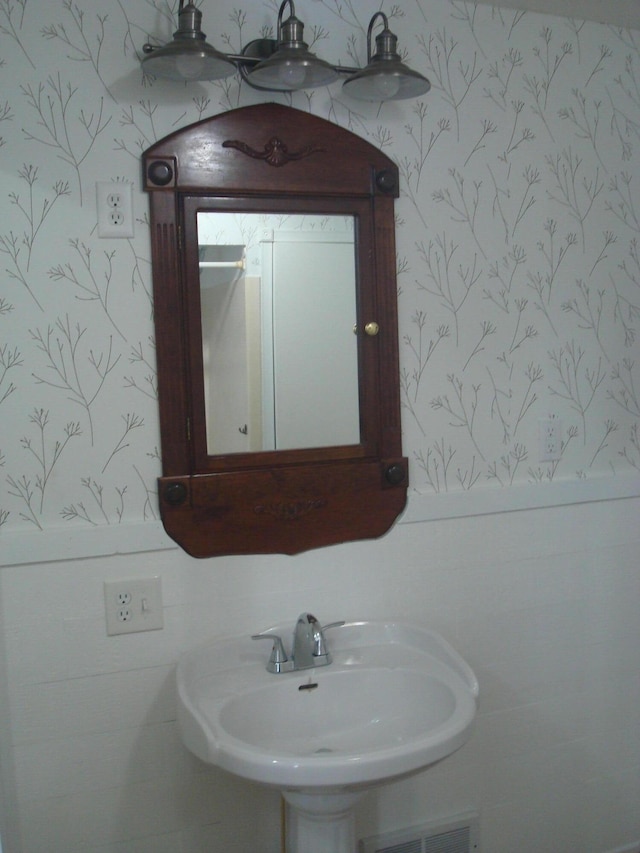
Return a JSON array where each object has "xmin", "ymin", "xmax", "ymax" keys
[{"xmin": 176, "ymin": 620, "xmax": 479, "ymax": 853}]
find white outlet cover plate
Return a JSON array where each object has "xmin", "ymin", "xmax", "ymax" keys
[
  {"xmin": 96, "ymin": 181, "xmax": 134, "ymax": 238},
  {"xmin": 104, "ymin": 577, "xmax": 164, "ymax": 636}
]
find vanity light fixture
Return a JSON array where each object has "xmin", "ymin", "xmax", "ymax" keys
[
  {"xmin": 141, "ymin": 1, "xmax": 235, "ymax": 82},
  {"xmin": 342, "ymin": 12, "xmax": 431, "ymax": 101},
  {"xmin": 240, "ymin": 0, "xmax": 339, "ymax": 92},
  {"xmin": 141, "ymin": 0, "xmax": 430, "ymax": 101}
]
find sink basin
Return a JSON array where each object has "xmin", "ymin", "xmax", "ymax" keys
[{"xmin": 177, "ymin": 620, "xmax": 479, "ymax": 791}]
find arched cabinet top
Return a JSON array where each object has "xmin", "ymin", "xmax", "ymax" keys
[{"xmin": 143, "ymin": 103, "xmax": 399, "ymax": 199}]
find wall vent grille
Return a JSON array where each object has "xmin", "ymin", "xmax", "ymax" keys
[{"xmin": 359, "ymin": 811, "xmax": 479, "ymax": 853}]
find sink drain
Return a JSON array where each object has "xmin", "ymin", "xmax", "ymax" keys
[{"xmin": 314, "ymin": 747, "xmax": 332, "ymax": 754}]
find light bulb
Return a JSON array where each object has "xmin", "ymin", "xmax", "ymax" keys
[
  {"xmin": 175, "ymin": 52, "xmax": 206, "ymax": 80},
  {"xmin": 278, "ymin": 63, "xmax": 307, "ymax": 89},
  {"xmin": 373, "ymin": 72, "xmax": 401, "ymax": 99}
]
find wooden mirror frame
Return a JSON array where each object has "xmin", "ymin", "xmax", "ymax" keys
[{"xmin": 143, "ymin": 103, "xmax": 407, "ymax": 558}]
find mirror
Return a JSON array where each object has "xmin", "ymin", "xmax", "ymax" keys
[
  {"xmin": 143, "ymin": 103, "xmax": 407, "ymax": 558},
  {"xmin": 197, "ymin": 212, "xmax": 359, "ymax": 454}
]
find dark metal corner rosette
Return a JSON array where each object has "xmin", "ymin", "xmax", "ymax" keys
[
  {"xmin": 374, "ymin": 168, "xmax": 397, "ymax": 195},
  {"xmin": 222, "ymin": 136, "xmax": 325, "ymax": 168},
  {"xmin": 162, "ymin": 480, "xmax": 188, "ymax": 505},
  {"xmin": 146, "ymin": 157, "xmax": 176, "ymax": 188},
  {"xmin": 384, "ymin": 461, "xmax": 406, "ymax": 486}
]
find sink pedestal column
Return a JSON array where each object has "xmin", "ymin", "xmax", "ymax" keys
[{"xmin": 283, "ymin": 789, "xmax": 367, "ymax": 853}]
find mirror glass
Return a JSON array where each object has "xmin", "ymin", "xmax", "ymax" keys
[{"xmin": 197, "ymin": 212, "xmax": 360, "ymax": 455}]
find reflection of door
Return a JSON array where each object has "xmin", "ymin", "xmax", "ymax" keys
[
  {"xmin": 262, "ymin": 231, "xmax": 359, "ymax": 450},
  {"xmin": 201, "ymin": 269, "xmax": 262, "ymax": 455},
  {"xmin": 201, "ymin": 270, "xmax": 249, "ymax": 454}
]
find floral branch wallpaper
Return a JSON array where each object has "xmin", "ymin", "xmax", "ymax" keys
[{"xmin": 1, "ymin": 0, "xmax": 639, "ymax": 540}]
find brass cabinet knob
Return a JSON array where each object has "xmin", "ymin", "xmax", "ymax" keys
[{"xmin": 364, "ymin": 321, "xmax": 380, "ymax": 336}]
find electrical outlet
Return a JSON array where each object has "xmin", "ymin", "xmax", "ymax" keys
[
  {"xmin": 96, "ymin": 181, "xmax": 134, "ymax": 238},
  {"xmin": 538, "ymin": 416, "xmax": 562, "ymax": 462},
  {"xmin": 104, "ymin": 577, "xmax": 163, "ymax": 636}
]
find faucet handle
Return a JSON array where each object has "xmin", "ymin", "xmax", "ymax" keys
[
  {"xmin": 313, "ymin": 620, "xmax": 346, "ymax": 658},
  {"xmin": 251, "ymin": 632, "xmax": 291, "ymax": 673}
]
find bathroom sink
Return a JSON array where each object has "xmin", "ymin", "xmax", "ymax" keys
[{"xmin": 176, "ymin": 620, "xmax": 479, "ymax": 790}]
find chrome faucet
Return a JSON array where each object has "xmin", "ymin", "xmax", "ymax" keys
[{"xmin": 252, "ymin": 612, "xmax": 344, "ymax": 674}]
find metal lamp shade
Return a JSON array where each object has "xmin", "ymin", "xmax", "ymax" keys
[{"xmin": 142, "ymin": 2, "xmax": 235, "ymax": 81}]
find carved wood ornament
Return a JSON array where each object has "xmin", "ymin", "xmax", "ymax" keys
[
  {"xmin": 222, "ymin": 136, "xmax": 324, "ymax": 166},
  {"xmin": 143, "ymin": 103, "xmax": 407, "ymax": 558}
]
